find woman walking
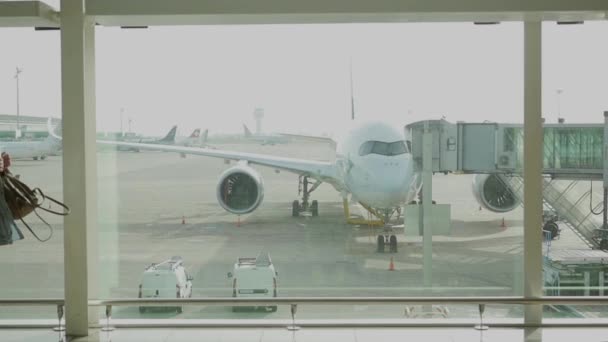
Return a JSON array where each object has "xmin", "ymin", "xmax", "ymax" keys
[{"xmin": 0, "ymin": 153, "xmax": 24, "ymax": 245}]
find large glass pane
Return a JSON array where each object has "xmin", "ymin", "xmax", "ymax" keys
[
  {"xmin": 96, "ymin": 23, "xmax": 524, "ymax": 323},
  {"xmin": 0, "ymin": 27, "xmax": 63, "ymax": 320},
  {"xmin": 542, "ymin": 21, "xmax": 608, "ymax": 322}
]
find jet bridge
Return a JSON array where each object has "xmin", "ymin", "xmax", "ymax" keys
[
  {"xmin": 406, "ymin": 114, "xmax": 608, "ymax": 250},
  {"xmin": 406, "ymin": 119, "xmax": 605, "ymax": 180}
]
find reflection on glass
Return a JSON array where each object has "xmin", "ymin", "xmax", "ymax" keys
[{"xmin": 90, "ymin": 22, "xmax": 531, "ymax": 323}]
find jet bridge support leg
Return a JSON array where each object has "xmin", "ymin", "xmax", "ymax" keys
[
  {"xmin": 600, "ymin": 111, "xmax": 608, "ymax": 250},
  {"xmin": 422, "ymin": 121, "xmax": 433, "ymax": 291}
]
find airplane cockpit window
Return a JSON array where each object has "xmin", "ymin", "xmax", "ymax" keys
[
  {"xmin": 371, "ymin": 141, "xmax": 390, "ymax": 155},
  {"xmin": 388, "ymin": 141, "xmax": 407, "ymax": 155},
  {"xmin": 358, "ymin": 141, "xmax": 409, "ymax": 156},
  {"xmin": 358, "ymin": 141, "xmax": 375, "ymax": 156}
]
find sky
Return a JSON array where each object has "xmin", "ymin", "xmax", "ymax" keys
[{"xmin": 0, "ymin": 21, "xmax": 607, "ymax": 137}]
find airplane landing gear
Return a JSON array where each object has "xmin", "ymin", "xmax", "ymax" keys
[
  {"xmin": 389, "ymin": 235, "xmax": 398, "ymax": 253},
  {"xmin": 292, "ymin": 176, "xmax": 322, "ymax": 217},
  {"xmin": 376, "ymin": 209, "xmax": 399, "ymax": 253},
  {"xmin": 377, "ymin": 235, "xmax": 385, "ymax": 253},
  {"xmin": 292, "ymin": 200, "xmax": 300, "ymax": 217},
  {"xmin": 377, "ymin": 233, "xmax": 398, "ymax": 253},
  {"xmin": 311, "ymin": 200, "xmax": 319, "ymax": 217}
]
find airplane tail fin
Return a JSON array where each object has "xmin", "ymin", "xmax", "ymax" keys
[
  {"xmin": 202, "ymin": 129, "xmax": 209, "ymax": 144},
  {"xmin": 189, "ymin": 128, "xmax": 201, "ymax": 138},
  {"xmin": 243, "ymin": 124, "xmax": 252, "ymax": 137},
  {"xmin": 158, "ymin": 125, "xmax": 177, "ymax": 143}
]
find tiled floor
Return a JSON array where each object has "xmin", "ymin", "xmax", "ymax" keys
[{"xmin": 2, "ymin": 327, "xmax": 608, "ymax": 342}]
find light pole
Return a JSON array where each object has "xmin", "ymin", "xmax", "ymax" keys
[
  {"xmin": 556, "ymin": 89, "xmax": 563, "ymax": 122},
  {"xmin": 120, "ymin": 107, "xmax": 124, "ymax": 137},
  {"xmin": 14, "ymin": 67, "xmax": 23, "ymax": 139}
]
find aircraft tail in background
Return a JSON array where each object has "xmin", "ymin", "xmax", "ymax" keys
[
  {"xmin": 202, "ymin": 129, "xmax": 209, "ymax": 144},
  {"xmin": 178, "ymin": 128, "xmax": 211, "ymax": 148},
  {"xmin": 243, "ymin": 124, "xmax": 253, "ymax": 137},
  {"xmin": 189, "ymin": 128, "xmax": 201, "ymax": 139}
]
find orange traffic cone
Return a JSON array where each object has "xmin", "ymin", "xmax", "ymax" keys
[
  {"xmin": 500, "ymin": 217, "xmax": 507, "ymax": 228},
  {"xmin": 388, "ymin": 257, "xmax": 395, "ymax": 271},
  {"xmin": 181, "ymin": 216, "xmax": 185, "ymax": 225}
]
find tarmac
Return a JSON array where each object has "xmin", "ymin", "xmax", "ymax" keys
[{"xmin": 0, "ymin": 141, "xmax": 598, "ymax": 321}]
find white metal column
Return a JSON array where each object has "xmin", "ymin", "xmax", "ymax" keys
[
  {"xmin": 523, "ymin": 20, "xmax": 543, "ymax": 327},
  {"xmin": 61, "ymin": 0, "xmax": 98, "ymax": 336},
  {"xmin": 422, "ymin": 122, "xmax": 433, "ymax": 288}
]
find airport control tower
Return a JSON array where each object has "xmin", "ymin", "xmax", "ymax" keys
[{"xmin": 253, "ymin": 107, "xmax": 264, "ymax": 135}]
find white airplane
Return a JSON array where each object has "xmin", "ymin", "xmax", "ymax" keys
[
  {"xmin": 0, "ymin": 119, "xmax": 62, "ymax": 160},
  {"xmin": 100, "ymin": 120, "xmax": 517, "ymax": 253},
  {"xmin": 101, "ymin": 120, "xmax": 418, "ymax": 251}
]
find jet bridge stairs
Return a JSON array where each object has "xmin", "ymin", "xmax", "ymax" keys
[
  {"xmin": 497, "ymin": 175, "xmax": 604, "ymax": 249},
  {"xmin": 407, "ymin": 119, "xmax": 608, "ymax": 250}
]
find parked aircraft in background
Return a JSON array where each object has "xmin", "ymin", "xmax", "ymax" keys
[
  {"xmin": 178, "ymin": 128, "xmax": 211, "ymax": 148},
  {"xmin": 1, "ymin": 119, "xmax": 62, "ymax": 160},
  {"xmin": 177, "ymin": 128, "xmax": 215, "ymax": 158},
  {"xmin": 138, "ymin": 125, "xmax": 177, "ymax": 145},
  {"xmin": 118, "ymin": 125, "xmax": 177, "ymax": 152}
]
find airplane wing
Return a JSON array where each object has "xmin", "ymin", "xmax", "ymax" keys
[
  {"xmin": 98, "ymin": 140, "xmax": 338, "ymax": 180},
  {"xmin": 278, "ymin": 133, "xmax": 337, "ymax": 149}
]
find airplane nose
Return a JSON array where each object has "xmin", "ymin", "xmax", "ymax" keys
[{"xmin": 364, "ymin": 164, "xmax": 410, "ymax": 205}]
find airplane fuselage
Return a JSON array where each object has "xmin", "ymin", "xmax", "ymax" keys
[
  {"xmin": 334, "ymin": 121, "xmax": 416, "ymax": 210},
  {"xmin": 0, "ymin": 139, "xmax": 60, "ymax": 160}
]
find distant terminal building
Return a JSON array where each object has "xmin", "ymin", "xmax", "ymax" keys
[{"xmin": 0, "ymin": 114, "xmax": 61, "ymax": 139}]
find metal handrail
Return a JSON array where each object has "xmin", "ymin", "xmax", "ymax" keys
[
  {"xmin": 3, "ymin": 296, "xmax": 608, "ymax": 331},
  {"xmin": 0, "ymin": 299, "xmax": 64, "ymax": 306},
  {"xmin": 2, "ymin": 296, "xmax": 608, "ymax": 307},
  {"xmin": 88, "ymin": 296, "xmax": 608, "ymax": 307}
]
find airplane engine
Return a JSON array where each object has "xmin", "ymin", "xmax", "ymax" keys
[
  {"xmin": 216, "ymin": 165, "xmax": 264, "ymax": 215},
  {"xmin": 472, "ymin": 174, "xmax": 520, "ymax": 213}
]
